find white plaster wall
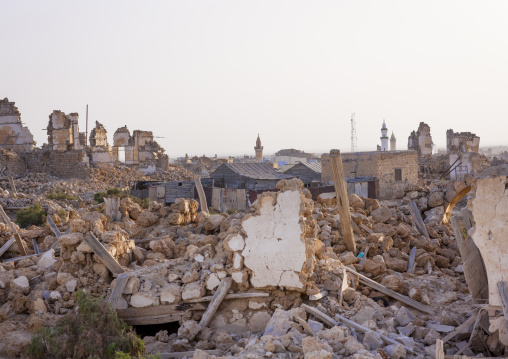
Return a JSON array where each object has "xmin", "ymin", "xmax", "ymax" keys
[
  {"xmin": 91, "ymin": 150, "xmax": 114, "ymax": 163},
  {"xmin": 241, "ymin": 190, "xmax": 306, "ymax": 289},
  {"xmin": 470, "ymin": 176, "xmax": 508, "ymax": 307}
]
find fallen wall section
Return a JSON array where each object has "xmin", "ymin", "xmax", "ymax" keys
[{"xmin": 241, "ymin": 178, "xmax": 316, "ymax": 291}]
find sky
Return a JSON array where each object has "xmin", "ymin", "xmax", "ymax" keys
[{"xmin": 1, "ymin": 0, "xmax": 507, "ymax": 158}]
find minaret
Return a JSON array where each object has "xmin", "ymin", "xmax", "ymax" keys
[
  {"xmin": 380, "ymin": 120, "xmax": 389, "ymax": 151},
  {"xmin": 254, "ymin": 134, "xmax": 263, "ymax": 161},
  {"xmin": 390, "ymin": 131, "xmax": 396, "ymax": 151}
]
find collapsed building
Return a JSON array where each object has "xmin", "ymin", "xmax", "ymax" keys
[
  {"xmin": 446, "ymin": 129, "xmax": 488, "ymax": 181},
  {"xmin": 0, "ymin": 99, "xmax": 169, "ymax": 178},
  {"xmin": 407, "ymin": 122, "xmax": 433, "ymax": 157},
  {"xmin": 321, "ymin": 151, "xmax": 419, "ymax": 200}
]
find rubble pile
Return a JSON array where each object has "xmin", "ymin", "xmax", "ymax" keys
[{"xmin": 0, "ymin": 173, "xmax": 505, "ymax": 358}]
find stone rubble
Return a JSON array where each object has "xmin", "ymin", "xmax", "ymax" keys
[{"xmin": 0, "ymin": 171, "xmax": 506, "ymax": 358}]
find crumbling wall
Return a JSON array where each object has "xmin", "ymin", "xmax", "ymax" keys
[
  {"xmin": 449, "ymin": 152, "xmax": 490, "ymax": 180},
  {"xmin": 0, "ymin": 148, "xmax": 27, "ymax": 176},
  {"xmin": 376, "ymin": 151, "xmax": 419, "ymax": 199},
  {"xmin": 469, "ymin": 166, "xmax": 508, "ymax": 345},
  {"xmin": 47, "ymin": 110, "xmax": 85, "ymax": 151},
  {"xmin": 447, "ymin": 129, "xmax": 480, "ymax": 153},
  {"xmin": 321, "ymin": 151, "xmax": 418, "ymax": 199},
  {"xmin": 241, "ymin": 179, "xmax": 316, "ymax": 290},
  {"xmin": 0, "ymin": 98, "xmax": 35, "ymax": 152},
  {"xmin": 408, "ymin": 122, "xmax": 433, "ymax": 157}
]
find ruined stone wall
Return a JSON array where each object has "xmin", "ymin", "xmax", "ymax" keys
[
  {"xmin": 0, "ymin": 98, "xmax": 35, "ymax": 152},
  {"xmin": 0, "ymin": 149, "xmax": 27, "ymax": 176},
  {"xmin": 446, "ymin": 129, "xmax": 480, "ymax": 153},
  {"xmin": 376, "ymin": 151, "xmax": 418, "ymax": 199},
  {"xmin": 469, "ymin": 166, "xmax": 508, "ymax": 345},
  {"xmin": 321, "ymin": 152, "xmax": 378, "ymax": 184},
  {"xmin": 408, "ymin": 122, "xmax": 432, "ymax": 157}
]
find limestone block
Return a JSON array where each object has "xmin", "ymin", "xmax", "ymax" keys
[
  {"xmin": 232, "ymin": 271, "xmax": 247, "ymax": 284},
  {"xmin": 76, "ymin": 241, "xmax": 92, "ymax": 253},
  {"xmin": 32, "ymin": 298, "xmax": 47, "ymax": 313},
  {"xmin": 233, "ymin": 252, "xmax": 243, "ymax": 270},
  {"xmin": 428, "ymin": 191, "xmax": 444, "ymax": 208},
  {"xmin": 167, "ymin": 213, "xmax": 184, "ymax": 226},
  {"xmin": 248, "ymin": 311, "xmax": 272, "ymax": 333},
  {"xmin": 301, "ymin": 336, "xmax": 333, "ymax": 354},
  {"xmin": 224, "ymin": 234, "xmax": 245, "ymax": 252},
  {"xmin": 136, "ymin": 211, "xmax": 158, "ymax": 227},
  {"xmin": 11, "ymin": 276, "xmax": 29, "ymax": 294},
  {"xmin": 123, "ymin": 277, "xmax": 140, "ymax": 294},
  {"xmin": 182, "ymin": 281, "xmax": 205, "ymax": 300},
  {"xmin": 160, "ymin": 283, "xmax": 182, "ymax": 304},
  {"xmin": 317, "ymin": 192, "xmax": 336, "ymax": 206},
  {"xmin": 206, "ymin": 273, "xmax": 220, "ymax": 290},
  {"xmin": 177, "ymin": 320, "xmax": 201, "ymax": 341},
  {"xmin": 371, "ymin": 206, "xmax": 392, "ymax": 223},
  {"xmin": 363, "ymin": 331, "xmax": 383, "ymax": 350},
  {"xmin": 37, "ymin": 249, "xmax": 57, "ymax": 269},
  {"xmin": 130, "ymin": 292, "xmax": 159, "ymax": 308},
  {"xmin": 204, "ymin": 214, "xmax": 224, "ymax": 232},
  {"xmin": 242, "ymin": 190, "xmax": 308, "ymax": 290}
]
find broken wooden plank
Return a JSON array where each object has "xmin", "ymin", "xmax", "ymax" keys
[
  {"xmin": 441, "ymin": 185, "xmax": 471, "ymax": 224},
  {"xmin": 441, "ymin": 312, "xmax": 479, "ymax": 343},
  {"xmin": 2, "ymin": 251, "xmax": 45, "ymax": 263},
  {"xmin": 343, "ymin": 266, "xmax": 433, "ymax": 314},
  {"xmin": 0, "ymin": 205, "xmax": 27, "ymax": 256},
  {"xmin": 183, "ymin": 292, "xmax": 269, "ymax": 303},
  {"xmin": 496, "ymin": 281, "xmax": 508, "ymax": 332},
  {"xmin": 200, "ymin": 277, "xmax": 232, "ymax": 328},
  {"xmin": 194, "ymin": 177, "xmax": 209, "ymax": 214},
  {"xmin": 108, "ymin": 273, "xmax": 129, "ymax": 309},
  {"xmin": 7, "ymin": 175, "xmax": 16, "ymax": 194},
  {"xmin": 117, "ymin": 302, "xmax": 207, "ymax": 320},
  {"xmin": 408, "ymin": 201, "xmax": 430, "ymax": 240},
  {"xmin": 460, "ymin": 208, "xmax": 474, "ymax": 231},
  {"xmin": 329, "ymin": 149, "xmax": 356, "ymax": 253},
  {"xmin": 156, "ymin": 350, "xmax": 220, "ymax": 359},
  {"xmin": 0, "ymin": 237, "xmax": 15, "ymax": 258},
  {"xmin": 455, "ymin": 309, "xmax": 483, "ymax": 356},
  {"xmin": 358, "ymin": 245, "xmax": 370, "ymax": 266},
  {"xmin": 296, "ymin": 317, "xmax": 315, "ymax": 336},
  {"xmin": 32, "ymin": 239, "xmax": 39, "ymax": 254},
  {"xmin": 435, "ymin": 339, "xmax": 445, "ymax": 359},
  {"xmin": 407, "ymin": 246, "xmax": 416, "ymax": 274},
  {"xmin": 122, "ymin": 313, "xmax": 183, "ymax": 326},
  {"xmin": 46, "ymin": 216, "xmax": 62, "ymax": 246},
  {"xmin": 359, "ymin": 223, "xmax": 373, "ymax": 234},
  {"xmin": 301, "ymin": 304, "xmax": 415, "ymax": 354},
  {"xmin": 83, "ymin": 232, "xmax": 125, "ymax": 275},
  {"xmin": 351, "ymin": 220, "xmax": 361, "ymax": 234}
]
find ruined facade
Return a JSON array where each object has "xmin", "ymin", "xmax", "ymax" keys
[
  {"xmin": 47, "ymin": 110, "xmax": 86, "ymax": 151},
  {"xmin": 113, "ymin": 127, "xmax": 169, "ymax": 173},
  {"xmin": 321, "ymin": 150, "xmax": 419, "ymax": 199},
  {"xmin": 0, "ymin": 99, "xmax": 170, "ymax": 178},
  {"xmin": 407, "ymin": 122, "xmax": 433, "ymax": 157},
  {"xmin": 0, "ymin": 98, "xmax": 35, "ymax": 152},
  {"xmin": 446, "ymin": 129, "xmax": 480, "ymax": 153}
]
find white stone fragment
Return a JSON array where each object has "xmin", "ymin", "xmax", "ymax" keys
[{"xmin": 37, "ymin": 249, "xmax": 57, "ymax": 269}]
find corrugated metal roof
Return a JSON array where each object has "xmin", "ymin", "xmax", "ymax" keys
[
  {"xmin": 223, "ymin": 163, "xmax": 294, "ymax": 180},
  {"xmin": 300, "ymin": 162, "xmax": 322, "ymax": 173}
]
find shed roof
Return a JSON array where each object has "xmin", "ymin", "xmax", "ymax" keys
[{"xmin": 213, "ymin": 163, "xmax": 294, "ymax": 180}]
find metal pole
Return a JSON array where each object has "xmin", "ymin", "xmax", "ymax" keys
[{"xmin": 85, "ymin": 104, "xmax": 88, "ymax": 146}]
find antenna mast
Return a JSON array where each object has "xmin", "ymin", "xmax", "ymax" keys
[{"xmin": 351, "ymin": 113, "xmax": 357, "ymax": 152}]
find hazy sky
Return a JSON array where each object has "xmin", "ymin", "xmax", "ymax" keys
[{"xmin": 1, "ymin": 1, "xmax": 507, "ymax": 158}]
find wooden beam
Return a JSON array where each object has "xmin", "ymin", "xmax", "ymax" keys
[
  {"xmin": 194, "ymin": 177, "xmax": 209, "ymax": 214},
  {"xmin": 441, "ymin": 185, "xmax": 471, "ymax": 224},
  {"xmin": 2, "ymin": 251, "xmax": 44, "ymax": 263},
  {"xmin": 0, "ymin": 205, "xmax": 27, "ymax": 256},
  {"xmin": 408, "ymin": 201, "xmax": 430, "ymax": 240},
  {"xmin": 7, "ymin": 175, "xmax": 16, "ymax": 194},
  {"xmin": 116, "ymin": 302, "xmax": 207, "ymax": 325},
  {"xmin": 83, "ymin": 232, "xmax": 124, "ymax": 275},
  {"xmin": 301, "ymin": 304, "xmax": 415, "ymax": 354},
  {"xmin": 359, "ymin": 223, "xmax": 373, "ymax": 234},
  {"xmin": 407, "ymin": 246, "xmax": 416, "ymax": 274},
  {"xmin": 183, "ymin": 292, "xmax": 268, "ymax": 303},
  {"xmin": 47, "ymin": 216, "xmax": 62, "ymax": 250},
  {"xmin": 0, "ymin": 237, "xmax": 15, "ymax": 258},
  {"xmin": 496, "ymin": 281, "xmax": 508, "ymax": 332},
  {"xmin": 200, "ymin": 277, "xmax": 232, "ymax": 328},
  {"xmin": 343, "ymin": 266, "xmax": 433, "ymax": 314},
  {"xmin": 329, "ymin": 150, "xmax": 356, "ymax": 253},
  {"xmin": 108, "ymin": 273, "xmax": 129, "ymax": 309},
  {"xmin": 122, "ymin": 313, "xmax": 182, "ymax": 326},
  {"xmin": 441, "ymin": 312, "xmax": 478, "ymax": 343}
]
